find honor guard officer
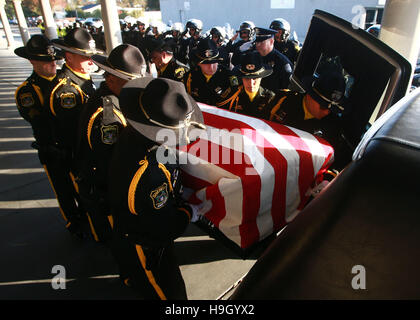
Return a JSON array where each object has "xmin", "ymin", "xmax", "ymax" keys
[
  {"xmin": 270, "ymin": 18, "xmax": 301, "ymax": 64},
  {"xmin": 254, "ymin": 27, "xmax": 293, "ymax": 91},
  {"xmin": 109, "ymin": 78, "xmax": 205, "ymax": 299},
  {"xmin": 147, "ymin": 37, "xmax": 189, "ymax": 82},
  {"xmin": 269, "ymin": 70, "xmax": 351, "ymax": 169},
  {"xmin": 75, "ymin": 44, "xmax": 147, "ymax": 243},
  {"xmin": 47, "ymin": 27, "xmax": 100, "ymax": 236},
  {"xmin": 227, "ymin": 50, "xmax": 278, "ymax": 118},
  {"xmin": 184, "ymin": 37, "xmax": 239, "ymax": 108},
  {"xmin": 13, "ymin": 35, "xmax": 82, "ymax": 230}
]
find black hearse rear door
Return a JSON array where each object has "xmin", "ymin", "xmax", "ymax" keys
[{"xmin": 291, "ymin": 9, "xmax": 412, "ymax": 168}]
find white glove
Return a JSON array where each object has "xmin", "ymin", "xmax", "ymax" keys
[
  {"xmin": 188, "ymin": 203, "xmax": 204, "ymax": 222},
  {"xmin": 239, "ymin": 41, "xmax": 253, "ymax": 52}
]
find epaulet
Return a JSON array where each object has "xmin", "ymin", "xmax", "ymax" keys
[{"xmin": 175, "ymin": 59, "xmax": 189, "ymax": 69}]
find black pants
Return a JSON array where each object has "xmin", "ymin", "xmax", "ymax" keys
[
  {"xmin": 77, "ymin": 181, "xmax": 113, "ymax": 243},
  {"xmin": 110, "ymin": 231, "xmax": 187, "ymax": 300},
  {"xmin": 42, "ymin": 154, "xmax": 82, "ymax": 226}
]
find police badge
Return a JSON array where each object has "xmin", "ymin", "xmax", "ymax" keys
[
  {"xmin": 101, "ymin": 125, "xmax": 119, "ymax": 145},
  {"xmin": 331, "ymin": 90, "xmax": 343, "ymax": 102},
  {"xmin": 47, "ymin": 45, "xmax": 55, "ymax": 58},
  {"xmin": 150, "ymin": 183, "xmax": 169, "ymax": 210},
  {"xmin": 60, "ymin": 92, "xmax": 77, "ymax": 108},
  {"xmin": 19, "ymin": 92, "xmax": 35, "ymax": 107}
]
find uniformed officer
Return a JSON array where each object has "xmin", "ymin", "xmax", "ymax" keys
[
  {"xmin": 184, "ymin": 37, "xmax": 239, "ymax": 108},
  {"xmin": 227, "ymin": 50, "xmax": 277, "ymax": 118},
  {"xmin": 147, "ymin": 37, "xmax": 189, "ymax": 82},
  {"xmin": 13, "ymin": 35, "xmax": 83, "ymax": 232},
  {"xmin": 269, "ymin": 70, "xmax": 352, "ymax": 169},
  {"xmin": 226, "ymin": 21, "xmax": 256, "ymax": 67},
  {"xmin": 269, "ymin": 18, "xmax": 301, "ymax": 64},
  {"xmin": 75, "ymin": 44, "xmax": 147, "ymax": 243},
  {"xmin": 210, "ymin": 26, "xmax": 231, "ymax": 69},
  {"xmin": 109, "ymin": 77, "xmax": 205, "ymax": 299},
  {"xmin": 46, "ymin": 27, "xmax": 100, "ymax": 236},
  {"xmin": 178, "ymin": 19, "xmax": 204, "ymax": 66},
  {"xmin": 254, "ymin": 27, "xmax": 293, "ymax": 91}
]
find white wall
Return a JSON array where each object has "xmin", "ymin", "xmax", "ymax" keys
[{"xmin": 160, "ymin": 0, "xmax": 383, "ymax": 41}]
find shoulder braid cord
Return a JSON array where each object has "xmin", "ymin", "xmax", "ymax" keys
[
  {"xmin": 127, "ymin": 154, "xmax": 191, "ymax": 220},
  {"xmin": 269, "ymin": 96, "xmax": 287, "ymax": 121},
  {"xmin": 215, "ymin": 86, "xmax": 242, "ymax": 111},
  {"xmin": 49, "ymin": 78, "xmax": 67, "ymax": 117},
  {"xmin": 86, "ymin": 106, "xmax": 127, "ymax": 150},
  {"xmin": 14, "ymin": 81, "xmax": 28, "ymax": 108},
  {"xmin": 49, "ymin": 78, "xmax": 88, "ymax": 117}
]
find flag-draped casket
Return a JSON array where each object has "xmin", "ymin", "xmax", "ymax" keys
[{"xmin": 179, "ymin": 103, "xmax": 334, "ymax": 251}]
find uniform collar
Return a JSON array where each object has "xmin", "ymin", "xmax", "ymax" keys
[
  {"xmin": 201, "ymin": 70, "xmax": 214, "ymax": 83},
  {"xmin": 244, "ymin": 87, "xmax": 258, "ymax": 102},
  {"xmin": 38, "ymin": 74, "xmax": 56, "ymax": 82},
  {"xmin": 64, "ymin": 63, "xmax": 91, "ymax": 80}
]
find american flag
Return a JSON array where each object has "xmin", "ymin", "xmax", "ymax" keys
[{"xmin": 179, "ymin": 103, "xmax": 334, "ymax": 249}]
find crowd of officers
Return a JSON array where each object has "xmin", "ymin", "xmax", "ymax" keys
[{"xmin": 15, "ymin": 17, "xmax": 349, "ymax": 300}]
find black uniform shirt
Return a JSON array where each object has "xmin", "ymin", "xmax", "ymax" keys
[
  {"xmin": 269, "ymin": 91, "xmax": 342, "ymax": 150},
  {"xmin": 76, "ymin": 81, "xmax": 127, "ymax": 190},
  {"xmin": 15, "ymin": 72, "xmax": 55, "ymax": 146},
  {"xmin": 184, "ymin": 66, "xmax": 239, "ymax": 108},
  {"xmin": 274, "ymin": 40, "xmax": 301, "ymax": 64},
  {"xmin": 48, "ymin": 64, "xmax": 96, "ymax": 153},
  {"xmin": 226, "ymin": 85, "xmax": 277, "ymax": 120},
  {"xmin": 108, "ymin": 126, "xmax": 192, "ymax": 247},
  {"xmin": 158, "ymin": 58, "xmax": 189, "ymax": 82},
  {"xmin": 260, "ymin": 48, "xmax": 293, "ymax": 91}
]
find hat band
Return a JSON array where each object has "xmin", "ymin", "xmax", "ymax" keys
[
  {"xmin": 107, "ymin": 60, "xmax": 142, "ymax": 79},
  {"xmin": 55, "ymin": 42, "xmax": 96, "ymax": 55},
  {"xmin": 240, "ymin": 67, "xmax": 266, "ymax": 76},
  {"xmin": 30, "ymin": 52, "xmax": 56, "ymax": 58},
  {"xmin": 312, "ymin": 84, "xmax": 345, "ymax": 111},
  {"xmin": 197, "ymin": 51, "xmax": 220, "ymax": 64},
  {"xmin": 138, "ymin": 93, "xmax": 206, "ymax": 144}
]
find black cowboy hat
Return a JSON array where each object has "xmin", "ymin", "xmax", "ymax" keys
[
  {"xmin": 14, "ymin": 34, "xmax": 63, "ymax": 61},
  {"xmin": 119, "ymin": 77, "xmax": 206, "ymax": 146},
  {"xmin": 235, "ymin": 50, "xmax": 273, "ymax": 79},
  {"xmin": 146, "ymin": 37, "xmax": 176, "ymax": 55},
  {"xmin": 192, "ymin": 37, "xmax": 223, "ymax": 64},
  {"xmin": 52, "ymin": 27, "xmax": 102, "ymax": 56},
  {"xmin": 254, "ymin": 27, "xmax": 277, "ymax": 42},
  {"xmin": 302, "ymin": 70, "xmax": 348, "ymax": 113},
  {"xmin": 91, "ymin": 44, "xmax": 146, "ymax": 80}
]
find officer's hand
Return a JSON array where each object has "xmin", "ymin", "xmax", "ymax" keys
[{"xmin": 231, "ymin": 31, "xmax": 239, "ymax": 42}]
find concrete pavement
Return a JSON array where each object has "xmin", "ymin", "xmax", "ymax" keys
[{"xmin": 0, "ymin": 27, "xmax": 260, "ymax": 300}]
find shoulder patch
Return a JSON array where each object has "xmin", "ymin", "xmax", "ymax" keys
[
  {"xmin": 229, "ymin": 76, "xmax": 239, "ymax": 87},
  {"xmin": 60, "ymin": 92, "xmax": 77, "ymax": 108},
  {"xmin": 174, "ymin": 67, "xmax": 186, "ymax": 79},
  {"xmin": 100, "ymin": 124, "xmax": 119, "ymax": 145},
  {"xmin": 149, "ymin": 183, "xmax": 169, "ymax": 210},
  {"xmin": 19, "ymin": 92, "xmax": 35, "ymax": 108}
]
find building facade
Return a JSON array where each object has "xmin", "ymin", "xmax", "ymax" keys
[{"xmin": 159, "ymin": 0, "xmax": 385, "ymax": 41}]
